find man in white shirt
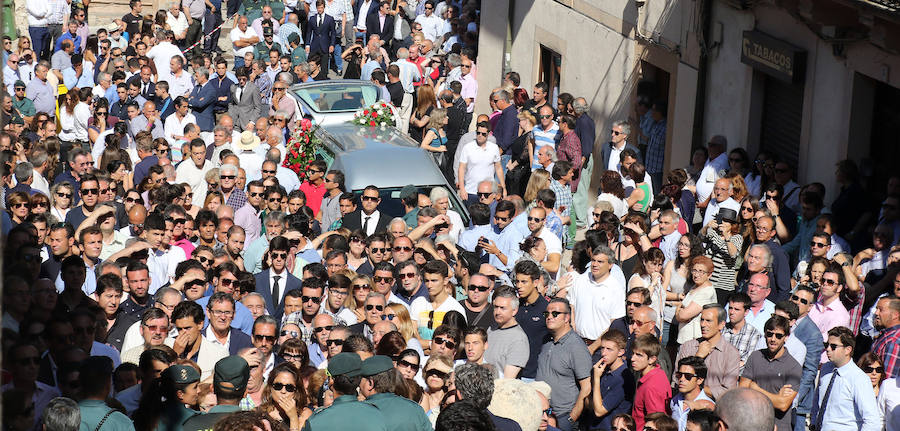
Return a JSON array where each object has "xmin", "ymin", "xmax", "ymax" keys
[
  {"xmin": 146, "ymin": 29, "xmax": 184, "ymax": 79},
  {"xmin": 525, "ymin": 207, "xmax": 562, "ymax": 275},
  {"xmin": 92, "ymin": 72, "xmax": 113, "ymax": 100},
  {"xmin": 390, "ymin": 47, "xmax": 421, "ymax": 95},
  {"xmin": 567, "ymin": 246, "xmax": 626, "ymax": 351},
  {"xmin": 230, "ymin": 16, "xmax": 259, "ymax": 69},
  {"xmin": 164, "ymin": 57, "xmax": 194, "ymax": 98},
  {"xmin": 702, "ymin": 178, "xmax": 741, "ymax": 229},
  {"xmin": 457, "ymin": 121, "xmax": 503, "ymax": 203},
  {"xmin": 414, "ymin": 0, "xmax": 444, "ymax": 42},
  {"xmin": 175, "ymin": 139, "xmax": 211, "ymax": 208},
  {"xmin": 696, "ymin": 135, "xmax": 729, "ymax": 205},
  {"xmin": 166, "ymin": 301, "xmax": 228, "ymax": 380},
  {"xmin": 163, "ymin": 96, "xmax": 196, "ymax": 146},
  {"xmin": 28, "ymin": 148, "xmax": 51, "ymax": 196}
]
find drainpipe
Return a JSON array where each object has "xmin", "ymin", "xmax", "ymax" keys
[{"xmin": 692, "ymin": 0, "xmax": 714, "ymax": 149}]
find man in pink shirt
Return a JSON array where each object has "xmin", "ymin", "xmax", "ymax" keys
[
  {"xmin": 299, "ymin": 160, "xmax": 328, "ymax": 218},
  {"xmin": 631, "ymin": 333, "xmax": 671, "ymax": 430},
  {"xmin": 807, "ymin": 266, "xmax": 850, "ymax": 362}
]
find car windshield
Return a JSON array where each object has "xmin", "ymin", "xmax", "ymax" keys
[{"xmin": 291, "ymin": 84, "xmax": 380, "ymax": 113}]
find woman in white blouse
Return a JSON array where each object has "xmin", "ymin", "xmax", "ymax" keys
[{"xmin": 674, "ymin": 255, "xmax": 718, "ymax": 344}]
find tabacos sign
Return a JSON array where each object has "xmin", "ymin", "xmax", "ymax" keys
[{"xmin": 741, "ymin": 30, "xmax": 807, "ymax": 83}]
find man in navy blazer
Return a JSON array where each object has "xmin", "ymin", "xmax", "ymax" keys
[
  {"xmin": 365, "ymin": 1, "xmax": 394, "ymax": 51},
  {"xmin": 204, "ymin": 292, "xmax": 254, "ymax": 355},
  {"xmin": 306, "ymin": 2, "xmax": 337, "ymax": 58},
  {"xmin": 254, "ymin": 237, "xmax": 301, "ymax": 321},
  {"xmin": 352, "ymin": 0, "xmax": 380, "ymax": 39},
  {"xmin": 188, "ymin": 67, "xmax": 216, "ymax": 131},
  {"xmin": 600, "ymin": 120, "xmax": 642, "ymax": 172},
  {"xmin": 788, "ymin": 286, "xmax": 826, "ymax": 431}
]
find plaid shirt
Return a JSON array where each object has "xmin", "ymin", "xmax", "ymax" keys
[
  {"xmin": 873, "ymin": 324, "xmax": 900, "ymax": 379},
  {"xmin": 847, "ymin": 284, "xmax": 866, "ymax": 335},
  {"xmin": 557, "ymin": 131, "xmax": 583, "ymax": 191},
  {"xmin": 645, "ymin": 119, "xmax": 666, "ymax": 173},
  {"xmin": 723, "ymin": 321, "xmax": 762, "ymax": 368},
  {"xmin": 549, "ymin": 179, "xmax": 572, "ymax": 245},
  {"xmin": 225, "ymin": 188, "xmax": 248, "ymax": 212}
]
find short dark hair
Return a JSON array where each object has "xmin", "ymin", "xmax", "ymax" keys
[
  {"xmin": 435, "ymin": 399, "xmax": 495, "ymax": 431},
  {"xmin": 764, "ymin": 315, "xmax": 791, "ymax": 336},
  {"xmin": 827, "ymin": 326, "xmax": 855, "ymax": 352},
  {"xmin": 423, "ymin": 260, "xmax": 449, "ymax": 278},
  {"xmin": 677, "ymin": 355, "xmax": 708, "ymax": 381},
  {"xmin": 551, "ymin": 160, "xmax": 573, "ymax": 180},
  {"xmin": 513, "ymin": 260, "xmax": 541, "ymax": 280},
  {"xmin": 468, "ymin": 202, "xmax": 490, "ymax": 225},
  {"xmin": 172, "ymin": 301, "xmax": 205, "ymax": 324},
  {"xmin": 774, "ymin": 300, "xmax": 799, "ymax": 321},
  {"xmin": 95, "ymin": 273, "xmax": 124, "ymax": 296},
  {"xmin": 728, "ymin": 292, "xmax": 752, "ymax": 309}
]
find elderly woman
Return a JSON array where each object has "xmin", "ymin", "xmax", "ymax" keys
[
  {"xmin": 429, "ymin": 187, "xmax": 464, "ymax": 241},
  {"xmin": 49, "ymin": 182, "xmax": 75, "ymax": 223}
]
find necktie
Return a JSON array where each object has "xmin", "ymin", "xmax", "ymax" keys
[
  {"xmin": 272, "ymin": 275, "xmax": 281, "ymax": 308},
  {"xmin": 363, "ymin": 216, "xmax": 371, "ymax": 234},
  {"xmin": 814, "ymin": 368, "xmax": 839, "ymax": 429},
  {"xmin": 142, "ymin": 82, "xmax": 147, "ymax": 97},
  {"xmin": 318, "ymin": 15, "xmax": 323, "ymax": 28}
]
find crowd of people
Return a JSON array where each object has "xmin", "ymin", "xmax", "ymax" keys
[{"xmin": 3, "ymin": 0, "xmax": 900, "ymax": 430}]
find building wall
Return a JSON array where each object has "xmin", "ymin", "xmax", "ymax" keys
[
  {"xmin": 703, "ymin": 2, "xmax": 900, "ymax": 203},
  {"xmin": 478, "ymin": 0, "xmax": 698, "ymax": 190}
]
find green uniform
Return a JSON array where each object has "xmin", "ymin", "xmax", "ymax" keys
[
  {"xmin": 302, "ymin": 395, "xmax": 389, "ymax": 431},
  {"xmin": 240, "ymin": 0, "xmax": 265, "ymax": 22},
  {"xmin": 154, "ymin": 401, "xmax": 199, "ymax": 431},
  {"xmin": 402, "ymin": 208, "xmax": 420, "ymax": 228},
  {"xmin": 254, "ymin": 41, "xmax": 283, "ymax": 60},
  {"xmin": 13, "ymin": 97, "xmax": 35, "ymax": 119},
  {"xmin": 364, "ymin": 393, "xmax": 433, "ymax": 431},
  {"xmin": 181, "ymin": 404, "xmax": 242, "ymax": 431},
  {"xmin": 78, "ymin": 399, "xmax": 135, "ymax": 431},
  {"xmin": 291, "ymin": 45, "xmax": 308, "ymax": 66}
]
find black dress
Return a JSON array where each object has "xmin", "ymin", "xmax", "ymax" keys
[
  {"xmin": 505, "ymin": 132, "xmax": 532, "ymax": 198},
  {"xmin": 409, "ymin": 106, "xmax": 433, "ymax": 143}
]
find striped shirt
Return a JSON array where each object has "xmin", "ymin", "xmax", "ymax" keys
[{"xmin": 532, "ymin": 123, "xmax": 559, "ymax": 169}]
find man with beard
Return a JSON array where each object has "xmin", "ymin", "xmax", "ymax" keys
[
  {"xmin": 120, "ymin": 261, "xmax": 153, "ymax": 318},
  {"xmin": 393, "ymin": 260, "xmax": 428, "ymax": 305}
]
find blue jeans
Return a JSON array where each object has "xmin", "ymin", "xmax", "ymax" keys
[
  {"xmin": 500, "ymin": 154, "xmax": 511, "ymax": 176},
  {"xmin": 793, "ymin": 412, "xmax": 808, "ymax": 431},
  {"xmin": 29, "ymin": 26, "xmax": 50, "ymax": 60},
  {"xmin": 332, "ymin": 42, "xmax": 343, "ymax": 73}
]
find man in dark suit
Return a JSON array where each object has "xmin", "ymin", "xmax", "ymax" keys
[
  {"xmin": 600, "ymin": 120, "xmax": 642, "ymax": 172},
  {"xmin": 127, "ymin": 64, "xmax": 157, "ymax": 104},
  {"xmin": 188, "ymin": 67, "xmax": 216, "ymax": 132},
  {"xmin": 306, "ymin": 0, "xmax": 337, "ymax": 66},
  {"xmin": 365, "ymin": 1, "xmax": 394, "ymax": 52},
  {"xmin": 253, "ymin": 237, "xmax": 301, "ymax": 321},
  {"xmin": 341, "ymin": 185, "xmax": 390, "ymax": 236},
  {"xmin": 205, "ymin": 292, "xmax": 254, "ymax": 355},
  {"xmin": 352, "ymin": 0, "xmax": 380, "ymax": 40}
]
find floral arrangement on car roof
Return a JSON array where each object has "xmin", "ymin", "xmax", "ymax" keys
[
  {"xmin": 351, "ymin": 101, "xmax": 397, "ymax": 127},
  {"xmin": 283, "ymin": 118, "xmax": 321, "ymax": 181}
]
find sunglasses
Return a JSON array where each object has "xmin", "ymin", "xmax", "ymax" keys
[
  {"xmin": 382, "ymin": 314, "xmax": 396, "ymax": 321},
  {"xmin": 864, "ymin": 366, "xmax": 885, "ymax": 374},
  {"xmin": 397, "ymin": 272, "xmax": 417, "ymax": 280},
  {"xmin": 397, "ymin": 359, "xmax": 419, "ymax": 371},
  {"xmin": 11, "ymin": 202, "xmax": 30, "ymax": 209},
  {"xmin": 221, "ymin": 175, "xmax": 236, "ymax": 180},
  {"xmin": 81, "ymin": 188, "xmax": 99, "ymax": 195},
  {"xmin": 365, "ymin": 304, "xmax": 384, "ymax": 311},
  {"xmin": 302, "ymin": 295, "xmax": 322, "ymax": 304},
  {"xmin": 271, "ymin": 252, "xmax": 288, "ymax": 259},
  {"xmin": 280, "ymin": 330, "xmax": 299, "ymax": 338},
  {"xmin": 271, "ymin": 383, "xmax": 297, "ymax": 392},
  {"xmin": 361, "ymin": 195, "xmax": 379, "ymax": 202},
  {"xmin": 475, "ymin": 131, "xmax": 488, "ymax": 136},
  {"xmin": 810, "ymin": 241, "xmax": 828, "ymax": 248},
  {"xmin": 527, "ymin": 217, "xmax": 544, "ymax": 222},
  {"xmin": 195, "ymin": 256, "xmax": 211, "ymax": 264},
  {"xmin": 326, "ymin": 339, "xmax": 344, "ymax": 346},
  {"xmin": 823, "ymin": 342, "xmax": 845, "ymax": 351},
  {"xmin": 354, "ymin": 283, "xmax": 373, "ymax": 290},
  {"xmin": 424, "ymin": 368, "xmax": 449, "ymax": 380},
  {"xmin": 393, "ymin": 246, "xmax": 413, "ymax": 252},
  {"xmin": 369, "ymin": 247, "xmax": 387, "ymax": 254},
  {"xmin": 314, "ymin": 325, "xmax": 334, "ymax": 333},
  {"xmin": 674, "ymin": 371, "xmax": 698, "ymax": 380},
  {"xmin": 477, "ymin": 192, "xmax": 492, "ymax": 199},
  {"xmin": 249, "ymin": 192, "xmax": 264, "ymax": 197},
  {"xmin": 611, "ymin": 129, "xmax": 622, "ymax": 136},
  {"xmin": 790, "ymin": 295, "xmax": 810, "ymax": 305},
  {"xmin": 432, "ymin": 337, "xmax": 455, "ymax": 350},
  {"xmin": 626, "ymin": 300, "xmax": 644, "ymax": 308},
  {"xmin": 468, "ymin": 284, "xmax": 490, "ymax": 292},
  {"xmin": 254, "ymin": 334, "xmax": 276, "ymax": 342},
  {"xmin": 764, "ymin": 330, "xmax": 785, "ymax": 340},
  {"xmin": 542, "ymin": 311, "xmax": 568, "ymax": 318},
  {"xmin": 220, "ymin": 278, "xmax": 236, "ymax": 286}
]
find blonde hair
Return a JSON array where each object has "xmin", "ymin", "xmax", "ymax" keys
[
  {"xmin": 427, "ymin": 108, "xmax": 447, "ymax": 130},
  {"xmin": 523, "ymin": 169, "xmax": 551, "ymax": 204},
  {"xmin": 348, "ymin": 274, "xmax": 374, "ymax": 310},
  {"xmin": 517, "ymin": 111, "xmax": 536, "ymax": 127},
  {"xmin": 387, "ymin": 303, "xmax": 417, "ymax": 342}
]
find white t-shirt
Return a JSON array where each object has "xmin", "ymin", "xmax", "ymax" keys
[
  {"xmin": 702, "ymin": 197, "xmax": 740, "ymax": 228},
  {"xmin": 535, "ymin": 227, "xmax": 562, "ymax": 256},
  {"xmin": 147, "ymin": 41, "xmax": 184, "ymax": 79},
  {"xmin": 165, "ymin": 70, "xmax": 195, "ymax": 98},
  {"xmin": 231, "ymin": 26, "xmax": 260, "ymax": 59},
  {"xmin": 459, "ymin": 140, "xmax": 500, "ymax": 194},
  {"xmin": 409, "ymin": 295, "xmax": 466, "ymax": 340},
  {"xmin": 566, "ymin": 269, "xmax": 626, "ymax": 340}
]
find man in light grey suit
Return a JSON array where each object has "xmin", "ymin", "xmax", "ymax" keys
[{"xmin": 228, "ymin": 67, "xmax": 263, "ymax": 131}]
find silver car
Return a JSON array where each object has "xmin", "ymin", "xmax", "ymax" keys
[
  {"xmin": 313, "ymin": 123, "xmax": 470, "ymax": 225},
  {"xmin": 287, "ymin": 80, "xmax": 397, "ymax": 126}
]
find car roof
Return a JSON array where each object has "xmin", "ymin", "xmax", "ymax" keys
[{"xmin": 317, "ymin": 123, "xmax": 450, "ymax": 191}]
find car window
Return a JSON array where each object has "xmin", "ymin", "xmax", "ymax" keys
[{"xmin": 292, "ymin": 84, "xmax": 380, "ymax": 113}]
